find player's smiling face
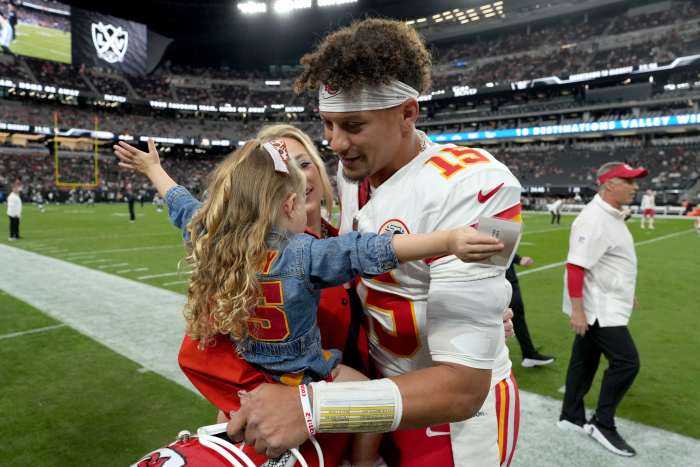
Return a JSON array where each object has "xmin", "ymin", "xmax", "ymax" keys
[{"xmin": 321, "ymin": 107, "xmax": 404, "ymax": 184}]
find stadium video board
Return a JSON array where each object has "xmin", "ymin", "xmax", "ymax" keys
[
  {"xmin": 0, "ymin": 0, "xmax": 72, "ymax": 63},
  {"xmin": 71, "ymin": 8, "xmax": 147, "ymax": 76},
  {"xmin": 0, "ymin": 3, "xmax": 146, "ymax": 74}
]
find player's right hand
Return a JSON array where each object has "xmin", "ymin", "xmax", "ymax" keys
[
  {"xmin": 113, "ymin": 138, "xmax": 161, "ymax": 174},
  {"xmin": 448, "ymin": 226, "xmax": 504, "ymax": 262},
  {"xmin": 227, "ymin": 384, "xmax": 309, "ymax": 459}
]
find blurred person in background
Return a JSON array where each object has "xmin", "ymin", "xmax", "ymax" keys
[
  {"xmin": 32, "ymin": 190, "xmax": 45, "ymax": 213},
  {"xmin": 7, "ymin": 3, "xmax": 16, "ymax": 40},
  {"xmin": 125, "ymin": 186, "xmax": 135, "ymax": 222},
  {"xmin": 0, "ymin": 8, "xmax": 13, "ymax": 53},
  {"xmin": 153, "ymin": 193, "xmax": 164, "ymax": 212},
  {"xmin": 548, "ymin": 197, "xmax": 563, "ymax": 225},
  {"xmin": 640, "ymin": 189, "xmax": 655, "ymax": 229},
  {"xmin": 7, "ymin": 181, "xmax": 22, "ymax": 240},
  {"xmin": 506, "ymin": 253, "xmax": 554, "ymax": 367}
]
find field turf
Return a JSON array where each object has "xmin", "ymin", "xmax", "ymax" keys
[{"xmin": 0, "ymin": 204, "xmax": 698, "ymax": 464}]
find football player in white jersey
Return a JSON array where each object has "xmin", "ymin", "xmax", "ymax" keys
[
  {"xmin": 228, "ymin": 19, "xmax": 521, "ymax": 467},
  {"xmin": 640, "ymin": 189, "xmax": 655, "ymax": 229}
]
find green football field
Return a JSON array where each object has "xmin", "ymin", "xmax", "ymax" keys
[
  {"xmin": 8, "ymin": 23, "xmax": 71, "ymax": 64},
  {"xmin": 0, "ymin": 205, "xmax": 698, "ymax": 465}
]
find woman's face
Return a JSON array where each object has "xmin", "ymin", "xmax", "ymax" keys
[{"xmin": 281, "ymin": 137, "xmax": 322, "ymax": 222}]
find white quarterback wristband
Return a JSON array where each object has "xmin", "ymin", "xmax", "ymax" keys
[
  {"xmin": 309, "ymin": 378, "xmax": 403, "ymax": 433},
  {"xmin": 299, "ymin": 384, "xmax": 316, "ymax": 436}
]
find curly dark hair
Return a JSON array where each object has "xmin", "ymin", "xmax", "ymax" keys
[{"xmin": 294, "ymin": 18, "xmax": 432, "ymax": 96}]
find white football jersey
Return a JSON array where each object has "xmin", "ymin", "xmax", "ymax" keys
[
  {"xmin": 338, "ymin": 141, "xmax": 522, "ymax": 385},
  {"xmin": 641, "ymin": 193, "xmax": 655, "ymax": 209}
]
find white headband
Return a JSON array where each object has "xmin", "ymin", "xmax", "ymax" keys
[
  {"xmin": 261, "ymin": 140, "xmax": 290, "ymax": 174},
  {"xmin": 318, "ymin": 80, "xmax": 419, "ymax": 112}
]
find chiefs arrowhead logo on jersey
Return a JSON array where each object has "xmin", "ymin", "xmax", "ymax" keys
[
  {"xmin": 379, "ymin": 219, "xmax": 409, "ymax": 235},
  {"xmin": 132, "ymin": 448, "xmax": 185, "ymax": 467}
]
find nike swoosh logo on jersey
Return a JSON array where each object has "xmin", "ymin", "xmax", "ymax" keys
[
  {"xmin": 425, "ymin": 427, "xmax": 450, "ymax": 438},
  {"xmin": 477, "ymin": 182, "xmax": 505, "ymax": 203}
]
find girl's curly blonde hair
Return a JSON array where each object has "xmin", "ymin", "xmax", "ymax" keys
[{"xmin": 183, "ymin": 139, "xmax": 305, "ymax": 348}]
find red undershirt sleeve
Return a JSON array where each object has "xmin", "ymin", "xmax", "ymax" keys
[{"xmin": 566, "ymin": 263, "xmax": 585, "ymax": 298}]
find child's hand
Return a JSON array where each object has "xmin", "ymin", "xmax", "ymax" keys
[
  {"xmin": 113, "ymin": 138, "xmax": 161, "ymax": 175},
  {"xmin": 447, "ymin": 226, "xmax": 504, "ymax": 262}
]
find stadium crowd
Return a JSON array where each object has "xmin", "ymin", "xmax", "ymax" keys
[
  {"xmin": 2, "ymin": 1, "xmax": 698, "ymax": 108},
  {"xmin": 493, "ymin": 142, "xmax": 699, "ymax": 188},
  {"xmin": 434, "ymin": 1, "xmax": 700, "ymax": 67},
  {"xmin": 2, "ymin": 137, "xmax": 697, "ymax": 205},
  {"xmin": 2, "ymin": 0, "xmax": 699, "ymax": 208},
  {"xmin": 25, "ymin": 58, "xmax": 91, "ymax": 92},
  {"xmin": 0, "ymin": 149, "xmax": 218, "ymax": 203}
]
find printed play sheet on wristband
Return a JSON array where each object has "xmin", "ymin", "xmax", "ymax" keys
[{"xmin": 314, "ymin": 381, "xmax": 400, "ymax": 432}]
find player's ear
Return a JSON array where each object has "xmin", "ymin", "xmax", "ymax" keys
[{"xmin": 400, "ymin": 99, "xmax": 419, "ymax": 133}]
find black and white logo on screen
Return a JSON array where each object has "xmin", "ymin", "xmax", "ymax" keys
[{"xmin": 91, "ymin": 21, "xmax": 128, "ymax": 63}]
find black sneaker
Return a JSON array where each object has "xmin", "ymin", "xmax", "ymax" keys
[
  {"xmin": 522, "ymin": 352, "xmax": 555, "ymax": 368},
  {"xmin": 585, "ymin": 415, "xmax": 636, "ymax": 457}
]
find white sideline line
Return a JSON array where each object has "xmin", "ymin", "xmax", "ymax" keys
[
  {"xmin": 98, "ymin": 262, "xmax": 129, "ymax": 269},
  {"xmin": 522, "ymin": 226, "xmax": 568, "ymax": 236},
  {"xmin": 635, "ymin": 229, "xmax": 694, "ymax": 246},
  {"xmin": 64, "ymin": 254, "xmax": 95, "ymax": 260},
  {"xmin": 80, "ymin": 259, "xmax": 111, "ymax": 265},
  {"xmin": 0, "ymin": 324, "xmax": 67, "ymax": 340},
  {"xmin": 162, "ymin": 280, "xmax": 189, "ymax": 286},
  {"xmin": 116, "ymin": 267, "xmax": 149, "ymax": 274},
  {"xmin": 519, "ymin": 261, "xmax": 565, "ymax": 276},
  {"xmin": 519, "ymin": 229, "xmax": 694, "ymax": 277},
  {"xmin": 64, "ymin": 252, "xmax": 98, "ymax": 258},
  {"xmin": 138, "ymin": 271, "xmax": 190, "ymax": 280}
]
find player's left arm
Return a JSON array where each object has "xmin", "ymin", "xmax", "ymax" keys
[{"xmin": 413, "ymin": 164, "xmax": 521, "ymax": 422}]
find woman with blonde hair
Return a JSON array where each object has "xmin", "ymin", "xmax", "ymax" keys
[{"xmin": 257, "ymin": 124, "xmax": 335, "ymax": 236}]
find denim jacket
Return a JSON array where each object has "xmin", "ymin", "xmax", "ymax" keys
[{"xmin": 165, "ymin": 185, "xmax": 398, "ymax": 383}]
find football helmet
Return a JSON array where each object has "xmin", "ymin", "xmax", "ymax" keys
[{"xmin": 131, "ymin": 423, "xmax": 322, "ymax": 467}]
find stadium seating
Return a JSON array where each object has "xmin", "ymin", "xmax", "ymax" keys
[{"xmin": 2, "ymin": 0, "xmax": 699, "ymax": 201}]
